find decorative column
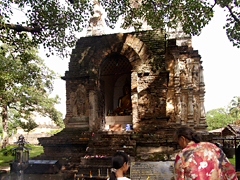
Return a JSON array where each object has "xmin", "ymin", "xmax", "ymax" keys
[
  {"xmin": 198, "ymin": 65, "xmax": 207, "ymax": 129},
  {"xmin": 89, "ymin": 90, "xmax": 97, "ymax": 131},
  {"xmin": 181, "ymin": 95, "xmax": 187, "ymax": 125},
  {"xmin": 172, "ymin": 51, "xmax": 181, "ymax": 124},
  {"xmin": 175, "ymin": 88, "xmax": 181, "ymax": 124},
  {"xmin": 89, "ymin": 77, "xmax": 99, "ymax": 131},
  {"xmin": 199, "ymin": 94, "xmax": 206, "ymax": 124},
  {"xmin": 186, "ymin": 58, "xmax": 193, "ymax": 88},
  {"xmin": 187, "ymin": 91, "xmax": 194, "ymax": 126},
  {"xmin": 199, "ymin": 65, "xmax": 204, "ymax": 86},
  {"xmin": 131, "ymin": 71, "xmax": 139, "ymax": 129}
]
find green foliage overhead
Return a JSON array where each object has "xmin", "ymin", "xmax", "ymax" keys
[
  {"xmin": 101, "ymin": 0, "xmax": 213, "ymax": 35},
  {"xmin": 1, "ymin": 0, "xmax": 240, "ymax": 58},
  {"xmin": 1, "ymin": 0, "xmax": 92, "ymax": 57}
]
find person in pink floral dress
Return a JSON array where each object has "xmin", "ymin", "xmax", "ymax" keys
[{"xmin": 174, "ymin": 126, "xmax": 237, "ymax": 180}]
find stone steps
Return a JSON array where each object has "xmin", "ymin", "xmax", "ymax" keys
[{"xmin": 36, "ymin": 126, "xmax": 183, "ymax": 175}]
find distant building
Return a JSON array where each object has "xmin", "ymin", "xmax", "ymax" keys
[
  {"xmin": 9, "ymin": 118, "xmax": 61, "ymax": 145},
  {"xmin": 209, "ymin": 124, "xmax": 240, "ymax": 138}
]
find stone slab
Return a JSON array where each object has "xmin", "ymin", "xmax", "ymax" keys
[
  {"xmin": 130, "ymin": 161, "xmax": 175, "ymax": 180},
  {"xmin": 10, "ymin": 160, "xmax": 61, "ymax": 174},
  {"xmin": 105, "ymin": 116, "xmax": 132, "ymax": 130},
  {"xmin": 2, "ymin": 173, "xmax": 73, "ymax": 180}
]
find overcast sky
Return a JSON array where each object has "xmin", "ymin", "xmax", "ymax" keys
[
  {"xmin": 192, "ymin": 6, "xmax": 240, "ymax": 112},
  {"xmin": 42, "ymin": 6, "xmax": 240, "ymax": 120}
]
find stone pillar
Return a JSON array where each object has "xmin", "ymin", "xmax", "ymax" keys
[
  {"xmin": 181, "ymin": 95, "xmax": 187, "ymax": 125},
  {"xmin": 199, "ymin": 65, "xmax": 204, "ymax": 85},
  {"xmin": 174, "ymin": 58, "xmax": 181, "ymax": 124},
  {"xmin": 186, "ymin": 58, "xmax": 193, "ymax": 88},
  {"xmin": 64, "ymin": 80, "xmax": 71, "ymax": 125},
  {"xmin": 131, "ymin": 72, "xmax": 139, "ymax": 129},
  {"xmin": 175, "ymin": 92, "xmax": 181, "ymax": 124},
  {"xmin": 199, "ymin": 93, "xmax": 206, "ymax": 124},
  {"xmin": 89, "ymin": 90, "xmax": 97, "ymax": 131},
  {"xmin": 187, "ymin": 90, "xmax": 194, "ymax": 125},
  {"xmin": 198, "ymin": 65, "xmax": 207, "ymax": 128},
  {"xmin": 171, "ymin": 50, "xmax": 181, "ymax": 124}
]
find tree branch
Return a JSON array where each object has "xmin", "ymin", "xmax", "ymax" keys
[
  {"xmin": 0, "ymin": 23, "xmax": 41, "ymax": 33},
  {"xmin": 226, "ymin": 4, "xmax": 240, "ymax": 24}
]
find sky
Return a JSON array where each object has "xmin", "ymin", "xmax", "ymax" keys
[
  {"xmin": 192, "ymin": 7, "xmax": 240, "ymax": 112},
  {"xmin": 41, "ymin": 5, "xmax": 240, "ymax": 120}
]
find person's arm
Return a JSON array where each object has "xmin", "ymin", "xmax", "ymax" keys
[
  {"xmin": 220, "ymin": 149, "xmax": 238, "ymax": 180},
  {"xmin": 174, "ymin": 154, "xmax": 185, "ymax": 180}
]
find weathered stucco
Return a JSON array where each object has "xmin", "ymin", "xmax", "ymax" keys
[
  {"xmin": 62, "ymin": 29, "xmax": 207, "ymax": 131},
  {"xmin": 38, "ymin": 30, "xmax": 209, "ymax": 173}
]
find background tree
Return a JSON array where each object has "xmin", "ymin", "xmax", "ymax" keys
[
  {"xmin": 0, "ymin": 0, "xmax": 92, "ymax": 57},
  {"xmin": 17, "ymin": 119, "xmax": 38, "ymax": 141},
  {"xmin": 101, "ymin": 0, "xmax": 240, "ymax": 48},
  {"xmin": 229, "ymin": 96, "xmax": 240, "ymax": 119},
  {"xmin": 1, "ymin": 0, "xmax": 240, "ymax": 59},
  {"xmin": 0, "ymin": 39, "xmax": 63, "ymax": 148},
  {"xmin": 205, "ymin": 107, "xmax": 234, "ymax": 130}
]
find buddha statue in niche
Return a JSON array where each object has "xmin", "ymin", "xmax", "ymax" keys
[{"xmin": 113, "ymin": 83, "xmax": 132, "ymax": 116}]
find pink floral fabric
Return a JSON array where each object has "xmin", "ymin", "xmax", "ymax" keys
[{"xmin": 175, "ymin": 141, "xmax": 237, "ymax": 180}]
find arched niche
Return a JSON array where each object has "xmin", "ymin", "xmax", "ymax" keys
[{"xmin": 100, "ymin": 54, "xmax": 132, "ymax": 130}]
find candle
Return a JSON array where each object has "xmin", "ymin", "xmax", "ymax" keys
[
  {"xmin": 98, "ymin": 169, "xmax": 100, "ymax": 177},
  {"xmin": 107, "ymin": 168, "xmax": 109, "ymax": 177}
]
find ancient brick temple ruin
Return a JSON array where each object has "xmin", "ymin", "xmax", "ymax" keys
[
  {"xmin": 37, "ymin": 2, "xmax": 209, "ymax": 178},
  {"xmin": 38, "ymin": 28, "xmax": 208, "ymax": 177},
  {"xmin": 62, "ymin": 29, "xmax": 207, "ymax": 131}
]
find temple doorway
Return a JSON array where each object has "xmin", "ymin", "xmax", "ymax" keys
[{"xmin": 100, "ymin": 54, "xmax": 132, "ymax": 131}]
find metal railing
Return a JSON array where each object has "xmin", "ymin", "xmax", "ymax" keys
[{"xmin": 212, "ymin": 137, "xmax": 240, "ymax": 172}]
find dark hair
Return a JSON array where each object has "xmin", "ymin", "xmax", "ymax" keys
[
  {"xmin": 175, "ymin": 126, "xmax": 201, "ymax": 143},
  {"xmin": 109, "ymin": 151, "xmax": 129, "ymax": 180}
]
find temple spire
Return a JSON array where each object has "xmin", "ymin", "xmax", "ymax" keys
[{"xmin": 86, "ymin": 0, "xmax": 106, "ymax": 36}]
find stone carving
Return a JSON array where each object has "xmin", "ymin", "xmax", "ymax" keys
[
  {"xmin": 192, "ymin": 65, "xmax": 198, "ymax": 90},
  {"xmin": 186, "ymin": 59, "xmax": 193, "ymax": 86},
  {"xmin": 187, "ymin": 91, "xmax": 194, "ymax": 124},
  {"xmin": 180, "ymin": 71, "xmax": 186, "ymax": 88},
  {"xmin": 179, "ymin": 60, "xmax": 187, "ymax": 88},
  {"xmin": 193, "ymin": 96, "xmax": 199, "ymax": 124},
  {"xmin": 174, "ymin": 58, "xmax": 180, "ymax": 77},
  {"xmin": 200, "ymin": 65, "xmax": 204, "ymax": 84},
  {"xmin": 86, "ymin": 0, "xmax": 105, "ymax": 36},
  {"xmin": 70, "ymin": 84, "xmax": 88, "ymax": 117},
  {"xmin": 181, "ymin": 95, "xmax": 187, "ymax": 124}
]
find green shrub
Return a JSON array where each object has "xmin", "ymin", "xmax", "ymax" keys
[{"xmin": 0, "ymin": 148, "xmax": 14, "ymax": 156}]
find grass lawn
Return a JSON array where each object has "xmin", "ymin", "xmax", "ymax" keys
[
  {"xmin": 0, "ymin": 144, "xmax": 44, "ymax": 167},
  {"xmin": 228, "ymin": 155, "xmax": 236, "ymax": 165}
]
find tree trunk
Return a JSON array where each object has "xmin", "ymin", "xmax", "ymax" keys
[{"xmin": 1, "ymin": 105, "xmax": 9, "ymax": 148}]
